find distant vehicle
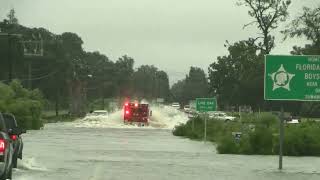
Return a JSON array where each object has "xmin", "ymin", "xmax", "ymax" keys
[
  {"xmin": 183, "ymin": 105, "xmax": 191, "ymax": 113},
  {"xmin": 90, "ymin": 110, "xmax": 108, "ymax": 116},
  {"xmin": 171, "ymin": 102, "xmax": 180, "ymax": 109},
  {"xmin": 0, "ymin": 113, "xmax": 16, "ymax": 179},
  {"xmin": 209, "ymin": 112, "xmax": 236, "ymax": 122},
  {"xmin": 2, "ymin": 113, "xmax": 26, "ymax": 168},
  {"xmin": 286, "ymin": 116, "xmax": 300, "ymax": 124},
  {"xmin": 123, "ymin": 102, "xmax": 151, "ymax": 126}
]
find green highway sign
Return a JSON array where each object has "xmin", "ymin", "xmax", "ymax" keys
[
  {"xmin": 265, "ymin": 55, "xmax": 320, "ymax": 101},
  {"xmin": 196, "ymin": 98, "xmax": 217, "ymax": 112}
]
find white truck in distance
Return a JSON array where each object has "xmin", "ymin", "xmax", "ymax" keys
[{"xmin": 171, "ymin": 102, "xmax": 180, "ymax": 109}]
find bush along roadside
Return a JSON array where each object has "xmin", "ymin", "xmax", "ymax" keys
[
  {"xmin": 173, "ymin": 113, "xmax": 320, "ymax": 156},
  {"xmin": 0, "ymin": 80, "xmax": 44, "ymax": 130}
]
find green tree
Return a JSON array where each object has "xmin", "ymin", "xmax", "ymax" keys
[
  {"xmin": 185, "ymin": 67, "xmax": 208, "ymax": 101},
  {"xmin": 132, "ymin": 65, "xmax": 170, "ymax": 100},
  {"xmin": 114, "ymin": 55, "xmax": 135, "ymax": 97},
  {"xmin": 208, "ymin": 39, "xmax": 263, "ymax": 109},
  {"xmin": 283, "ymin": 6, "xmax": 320, "ymax": 48},
  {"xmin": 171, "ymin": 79, "xmax": 186, "ymax": 103},
  {"xmin": 155, "ymin": 70, "xmax": 170, "ymax": 100},
  {"xmin": 238, "ymin": 0, "xmax": 291, "ymax": 54},
  {"xmin": 171, "ymin": 67, "xmax": 208, "ymax": 104},
  {"xmin": 132, "ymin": 65, "xmax": 157, "ymax": 98}
]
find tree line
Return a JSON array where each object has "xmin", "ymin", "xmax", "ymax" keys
[{"xmin": 0, "ymin": 9, "xmax": 170, "ymax": 117}]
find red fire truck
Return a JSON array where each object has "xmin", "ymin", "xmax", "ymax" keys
[{"xmin": 123, "ymin": 102, "xmax": 151, "ymax": 126}]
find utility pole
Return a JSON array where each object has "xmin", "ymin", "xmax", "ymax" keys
[
  {"xmin": 7, "ymin": 34, "xmax": 12, "ymax": 81},
  {"xmin": 204, "ymin": 112, "xmax": 207, "ymax": 142}
]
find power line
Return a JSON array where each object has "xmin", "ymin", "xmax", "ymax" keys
[
  {"xmin": 22, "ymin": 70, "xmax": 59, "ymax": 81},
  {"xmin": 0, "ymin": 70, "xmax": 59, "ymax": 82}
]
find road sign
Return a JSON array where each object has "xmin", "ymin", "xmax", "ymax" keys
[
  {"xmin": 196, "ymin": 98, "xmax": 217, "ymax": 143},
  {"xmin": 265, "ymin": 55, "xmax": 320, "ymax": 101},
  {"xmin": 196, "ymin": 98, "xmax": 217, "ymax": 112},
  {"xmin": 22, "ymin": 40, "xmax": 43, "ymax": 57}
]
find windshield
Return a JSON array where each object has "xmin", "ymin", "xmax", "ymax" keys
[{"xmin": 0, "ymin": 0, "xmax": 318, "ymax": 179}]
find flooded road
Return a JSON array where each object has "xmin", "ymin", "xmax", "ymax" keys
[{"xmin": 14, "ymin": 108, "xmax": 320, "ymax": 180}]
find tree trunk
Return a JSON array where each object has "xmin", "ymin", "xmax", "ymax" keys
[
  {"xmin": 264, "ymin": 31, "xmax": 270, "ymax": 54},
  {"xmin": 101, "ymin": 86, "xmax": 105, "ymax": 110},
  {"xmin": 55, "ymin": 90, "xmax": 60, "ymax": 116}
]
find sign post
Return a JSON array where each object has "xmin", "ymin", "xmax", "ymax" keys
[
  {"xmin": 196, "ymin": 98, "xmax": 217, "ymax": 142},
  {"xmin": 265, "ymin": 55, "xmax": 320, "ymax": 170},
  {"xmin": 204, "ymin": 113, "xmax": 207, "ymax": 142},
  {"xmin": 279, "ymin": 106, "xmax": 284, "ymax": 170}
]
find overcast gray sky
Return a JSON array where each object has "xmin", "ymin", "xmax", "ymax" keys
[{"xmin": 0, "ymin": 0, "xmax": 318, "ymax": 84}]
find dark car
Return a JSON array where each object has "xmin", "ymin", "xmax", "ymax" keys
[
  {"xmin": 2, "ymin": 113, "xmax": 25, "ymax": 169},
  {"xmin": 0, "ymin": 113, "xmax": 14, "ymax": 180}
]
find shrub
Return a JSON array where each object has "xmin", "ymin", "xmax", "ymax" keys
[
  {"xmin": 173, "ymin": 111, "xmax": 320, "ymax": 156},
  {"xmin": 204, "ymin": 112, "xmax": 276, "ymax": 155},
  {"xmin": 217, "ymin": 135, "xmax": 238, "ymax": 154},
  {"xmin": 247, "ymin": 127, "xmax": 273, "ymax": 155},
  {"xmin": 0, "ymin": 80, "xmax": 44, "ymax": 130},
  {"xmin": 172, "ymin": 124, "xmax": 188, "ymax": 136},
  {"xmin": 273, "ymin": 123, "xmax": 320, "ymax": 156},
  {"xmin": 238, "ymin": 134, "xmax": 253, "ymax": 154}
]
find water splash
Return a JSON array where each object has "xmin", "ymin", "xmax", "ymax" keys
[
  {"xmin": 18, "ymin": 157, "xmax": 48, "ymax": 171},
  {"xmin": 71, "ymin": 105, "xmax": 188, "ymax": 130}
]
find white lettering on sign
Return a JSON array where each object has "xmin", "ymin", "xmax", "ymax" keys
[
  {"xmin": 308, "ymin": 57, "xmax": 320, "ymax": 62},
  {"xmin": 297, "ymin": 64, "xmax": 320, "ymax": 71},
  {"xmin": 305, "ymin": 95, "xmax": 320, "ymax": 99},
  {"xmin": 207, "ymin": 102, "xmax": 214, "ymax": 105},
  {"xmin": 307, "ymin": 82, "xmax": 318, "ymax": 87},
  {"xmin": 305, "ymin": 73, "xmax": 320, "ymax": 80},
  {"xmin": 198, "ymin": 102, "xmax": 205, "ymax": 105}
]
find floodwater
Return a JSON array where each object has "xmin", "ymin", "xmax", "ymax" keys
[{"xmin": 14, "ymin": 106, "xmax": 320, "ymax": 180}]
